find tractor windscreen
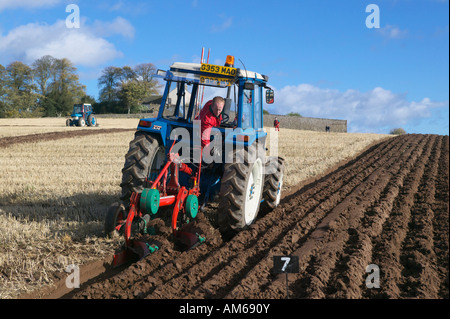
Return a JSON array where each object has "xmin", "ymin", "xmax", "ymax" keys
[
  {"xmin": 73, "ymin": 104, "xmax": 83, "ymax": 114},
  {"xmin": 155, "ymin": 70, "xmax": 237, "ymax": 123}
]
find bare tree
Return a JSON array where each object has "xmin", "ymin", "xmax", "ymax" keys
[
  {"xmin": 98, "ymin": 66, "xmax": 123, "ymax": 103},
  {"xmin": 134, "ymin": 63, "xmax": 161, "ymax": 95},
  {"xmin": 32, "ymin": 55, "xmax": 56, "ymax": 97}
]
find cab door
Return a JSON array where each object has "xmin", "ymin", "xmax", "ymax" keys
[
  {"xmin": 254, "ymin": 84, "xmax": 263, "ymax": 129},
  {"xmin": 239, "ymin": 81, "xmax": 255, "ymax": 129}
]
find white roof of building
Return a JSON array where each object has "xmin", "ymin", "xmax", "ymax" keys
[{"xmin": 170, "ymin": 62, "xmax": 266, "ymax": 81}]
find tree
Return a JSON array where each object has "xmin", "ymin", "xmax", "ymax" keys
[
  {"xmin": 0, "ymin": 56, "xmax": 85, "ymax": 118},
  {"xmin": 0, "ymin": 64, "xmax": 7, "ymax": 117},
  {"xmin": 117, "ymin": 64, "xmax": 161, "ymax": 114},
  {"xmin": 98, "ymin": 66, "xmax": 123, "ymax": 103},
  {"xmin": 0, "ymin": 64, "xmax": 5, "ymax": 95},
  {"xmin": 42, "ymin": 88, "xmax": 73, "ymax": 117},
  {"xmin": 32, "ymin": 55, "xmax": 56, "ymax": 97},
  {"xmin": 287, "ymin": 112, "xmax": 302, "ymax": 117},
  {"xmin": 118, "ymin": 80, "xmax": 147, "ymax": 114},
  {"xmin": 2, "ymin": 61, "xmax": 39, "ymax": 117},
  {"xmin": 390, "ymin": 128, "xmax": 406, "ymax": 135},
  {"xmin": 120, "ymin": 66, "xmax": 136, "ymax": 84},
  {"xmin": 98, "ymin": 63, "xmax": 162, "ymax": 114},
  {"xmin": 44, "ymin": 58, "xmax": 86, "ymax": 116},
  {"xmin": 134, "ymin": 63, "xmax": 160, "ymax": 96},
  {"xmin": 80, "ymin": 95, "xmax": 96, "ymax": 105}
]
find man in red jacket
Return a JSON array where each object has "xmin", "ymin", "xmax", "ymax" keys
[
  {"xmin": 274, "ymin": 117, "xmax": 280, "ymax": 131},
  {"xmin": 196, "ymin": 96, "xmax": 224, "ymax": 148},
  {"xmin": 171, "ymin": 96, "xmax": 224, "ymax": 174}
]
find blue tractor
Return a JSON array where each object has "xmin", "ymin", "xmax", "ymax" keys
[
  {"xmin": 105, "ymin": 55, "xmax": 285, "ymax": 264},
  {"xmin": 66, "ymin": 103, "xmax": 97, "ymax": 127}
]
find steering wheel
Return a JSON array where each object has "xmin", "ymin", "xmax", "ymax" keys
[{"xmin": 221, "ymin": 112, "xmax": 229, "ymax": 125}]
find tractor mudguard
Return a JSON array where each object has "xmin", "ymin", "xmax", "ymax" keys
[{"xmin": 137, "ymin": 119, "xmax": 168, "ymax": 146}]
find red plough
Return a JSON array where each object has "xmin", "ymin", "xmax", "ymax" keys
[{"xmin": 107, "ymin": 143, "xmax": 205, "ymax": 267}]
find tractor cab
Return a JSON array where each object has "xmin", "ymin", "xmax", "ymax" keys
[
  {"xmin": 72, "ymin": 103, "xmax": 86, "ymax": 116},
  {"xmin": 137, "ymin": 55, "xmax": 275, "ymax": 147}
]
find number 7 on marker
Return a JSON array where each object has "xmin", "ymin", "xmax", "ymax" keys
[{"xmin": 281, "ymin": 257, "xmax": 291, "ymax": 272}]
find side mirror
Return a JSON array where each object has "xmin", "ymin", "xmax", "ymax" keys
[{"xmin": 266, "ymin": 89, "xmax": 274, "ymax": 104}]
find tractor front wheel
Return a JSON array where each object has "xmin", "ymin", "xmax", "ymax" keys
[{"xmin": 218, "ymin": 145, "xmax": 265, "ymax": 235}]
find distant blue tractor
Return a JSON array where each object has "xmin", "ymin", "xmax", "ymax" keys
[
  {"xmin": 66, "ymin": 103, "xmax": 97, "ymax": 127},
  {"xmin": 106, "ymin": 55, "xmax": 285, "ymax": 263}
]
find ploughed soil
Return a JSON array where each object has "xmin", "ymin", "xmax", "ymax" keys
[{"xmin": 18, "ymin": 133, "xmax": 449, "ymax": 299}]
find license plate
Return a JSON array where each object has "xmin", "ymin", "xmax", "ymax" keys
[
  {"xmin": 200, "ymin": 63, "xmax": 237, "ymax": 77},
  {"xmin": 200, "ymin": 75, "xmax": 233, "ymax": 87}
]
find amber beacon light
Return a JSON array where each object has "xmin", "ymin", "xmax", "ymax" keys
[{"xmin": 225, "ymin": 55, "xmax": 235, "ymax": 67}]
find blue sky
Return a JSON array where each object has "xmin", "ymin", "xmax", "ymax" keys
[{"xmin": 0, "ymin": 0, "xmax": 448, "ymax": 134}]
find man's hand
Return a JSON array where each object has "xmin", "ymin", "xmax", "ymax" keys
[
  {"xmin": 210, "ymin": 146, "xmax": 221, "ymax": 158},
  {"xmin": 168, "ymin": 152, "xmax": 181, "ymax": 164}
]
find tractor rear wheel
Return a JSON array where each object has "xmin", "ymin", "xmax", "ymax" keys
[
  {"xmin": 120, "ymin": 133, "xmax": 165, "ymax": 205},
  {"xmin": 217, "ymin": 145, "xmax": 265, "ymax": 235},
  {"xmin": 87, "ymin": 114, "xmax": 96, "ymax": 127},
  {"xmin": 260, "ymin": 156, "xmax": 285, "ymax": 214}
]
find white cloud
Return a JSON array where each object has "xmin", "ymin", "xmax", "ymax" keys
[
  {"xmin": 268, "ymin": 84, "xmax": 446, "ymax": 133},
  {"xmin": 0, "ymin": 0, "xmax": 61, "ymax": 11},
  {"xmin": 109, "ymin": 0, "xmax": 125, "ymax": 11},
  {"xmin": 100, "ymin": 0, "xmax": 149, "ymax": 15},
  {"xmin": 378, "ymin": 24, "xmax": 408, "ymax": 39},
  {"xmin": 0, "ymin": 17, "xmax": 135, "ymax": 67},
  {"xmin": 210, "ymin": 15, "xmax": 233, "ymax": 33},
  {"xmin": 90, "ymin": 17, "xmax": 135, "ymax": 39}
]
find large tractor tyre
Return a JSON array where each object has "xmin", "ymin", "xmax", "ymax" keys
[
  {"xmin": 120, "ymin": 133, "xmax": 165, "ymax": 205},
  {"xmin": 218, "ymin": 145, "xmax": 265, "ymax": 235},
  {"xmin": 78, "ymin": 118, "xmax": 86, "ymax": 127},
  {"xmin": 87, "ymin": 114, "xmax": 97, "ymax": 127},
  {"xmin": 260, "ymin": 156, "xmax": 285, "ymax": 215}
]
